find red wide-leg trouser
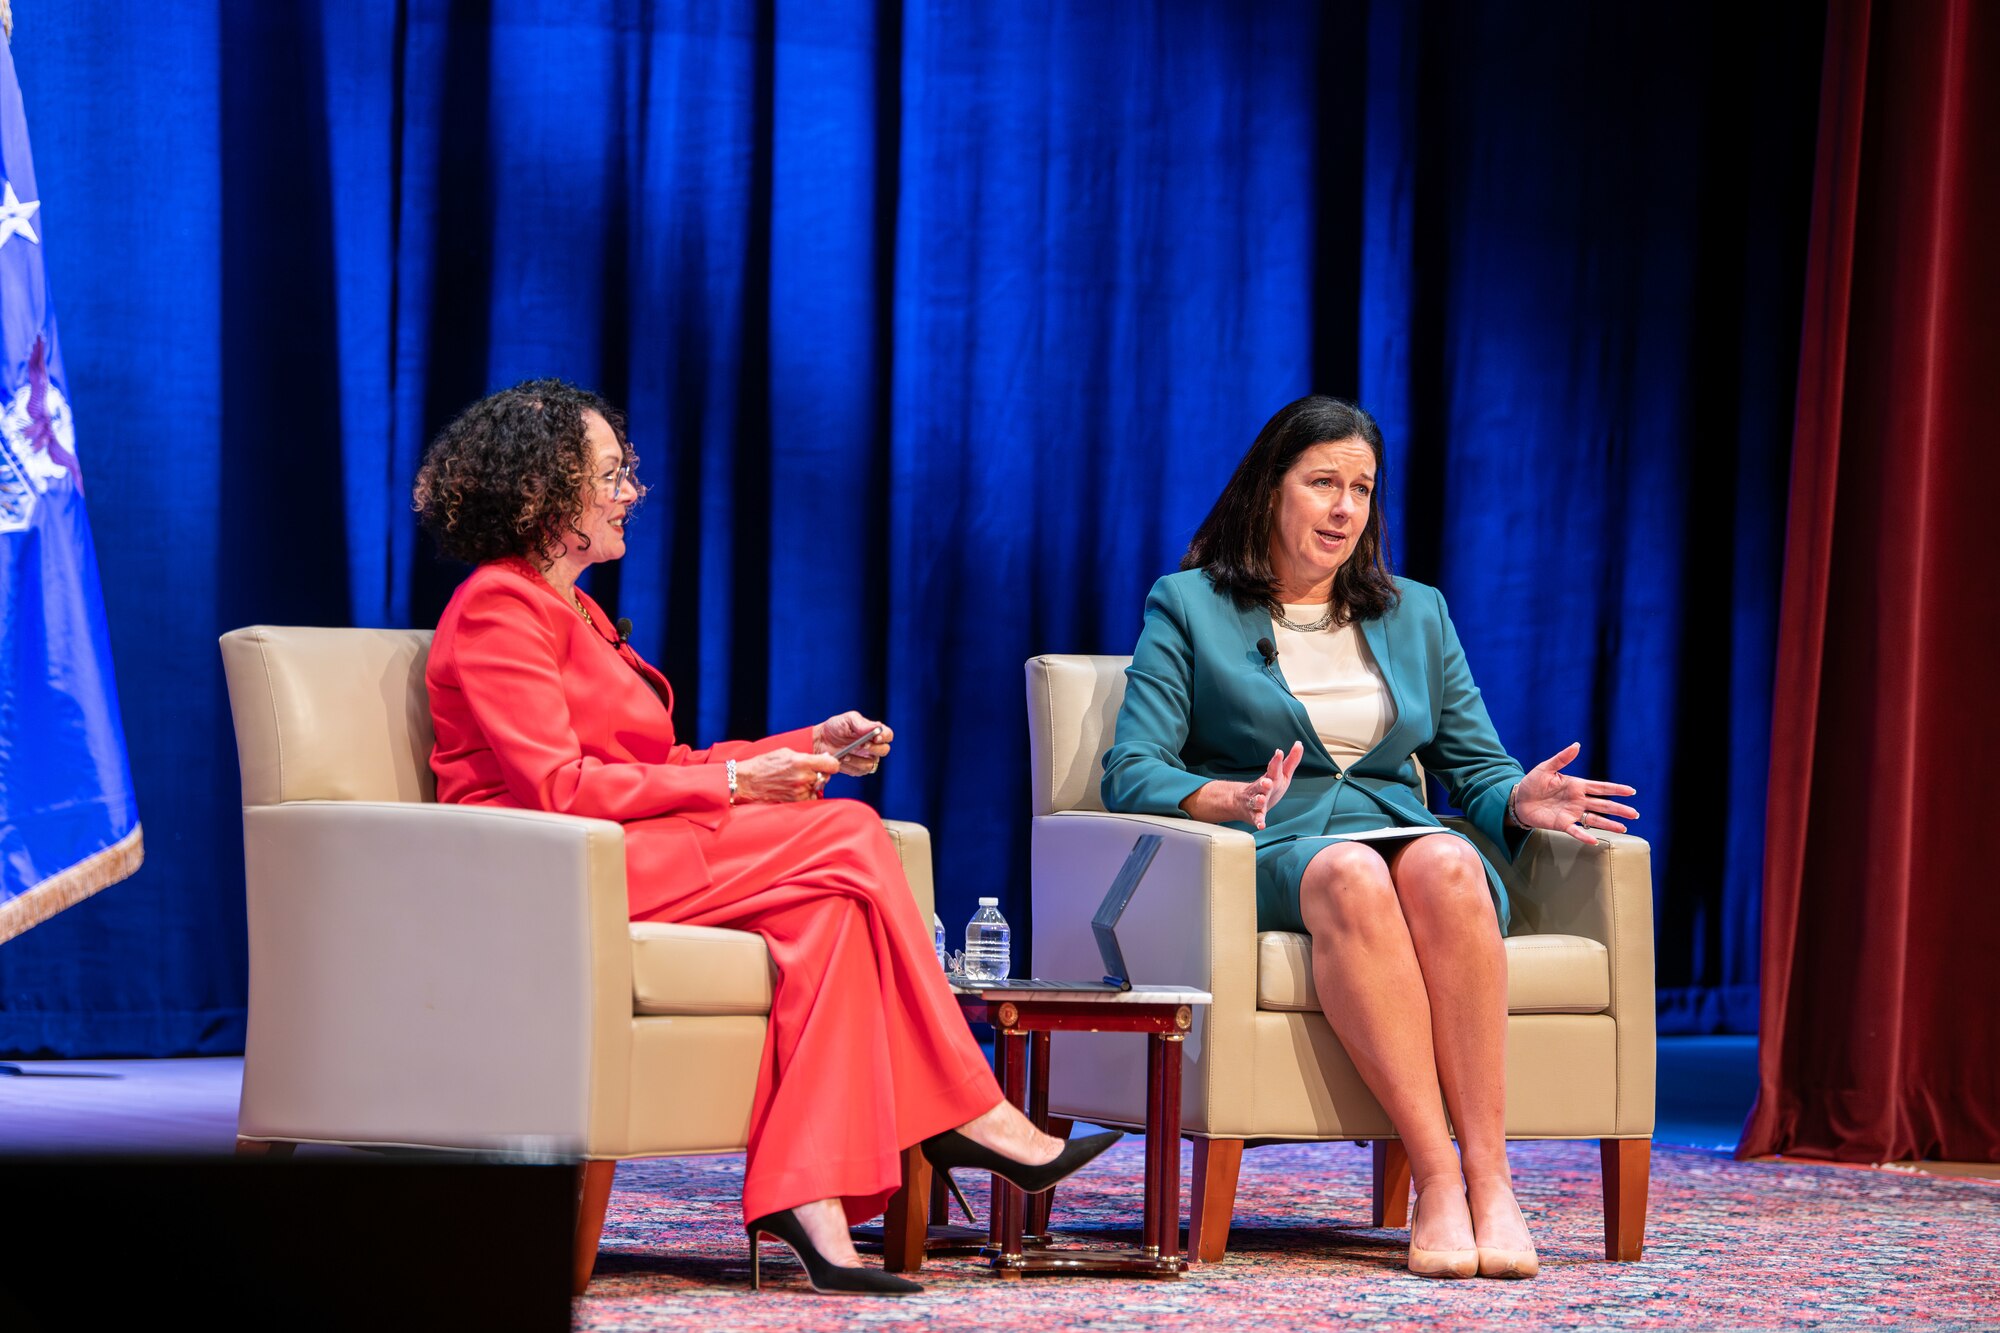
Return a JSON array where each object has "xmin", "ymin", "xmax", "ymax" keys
[{"xmin": 633, "ymin": 798, "xmax": 1001, "ymax": 1224}]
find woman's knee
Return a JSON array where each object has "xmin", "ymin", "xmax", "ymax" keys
[
  {"xmin": 1392, "ymin": 836, "xmax": 1493, "ymax": 923},
  {"xmin": 816, "ymin": 797, "xmax": 883, "ymax": 835},
  {"xmin": 1297, "ymin": 843, "xmax": 1397, "ymax": 935},
  {"xmin": 809, "ymin": 799, "xmax": 913, "ymax": 900},
  {"xmin": 809, "ymin": 798, "xmax": 894, "ymax": 859}
]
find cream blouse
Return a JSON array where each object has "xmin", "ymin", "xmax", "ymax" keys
[{"xmin": 1272, "ymin": 605, "xmax": 1395, "ymax": 768}]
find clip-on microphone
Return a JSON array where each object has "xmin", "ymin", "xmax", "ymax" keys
[{"xmin": 1256, "ymin": 636, "xmax": 1278, "ymax": 667}]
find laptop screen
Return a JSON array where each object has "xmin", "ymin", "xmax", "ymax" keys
[{"xmin": 1091, "ymin": 834, "xmax": 1163, "ymax": 986}]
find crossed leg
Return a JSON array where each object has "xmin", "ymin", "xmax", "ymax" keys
[
  {"xmin": 1296, "ymin": 834, "xmax": 1531, "ymax": 1261},
  {"xmin": 666, "ymin": 798, "xmax": 1059, "ymax": 1267}
]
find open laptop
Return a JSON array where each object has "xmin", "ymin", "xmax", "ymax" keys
[{"xmin": 947, "ymin": 834, "xmax": 1162, "ymax": 993}]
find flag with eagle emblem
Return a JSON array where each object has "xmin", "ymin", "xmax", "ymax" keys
[{"xmin": 0, "ymin": 31, "xmax": 141, "ymax": 942}]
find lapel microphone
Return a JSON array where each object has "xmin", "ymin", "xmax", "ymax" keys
[
  {"xmin": 616, "ymin": 618, "xmax": 633, "ymax": 645},
  {"xmin": 1257, "ymin": 637, "xmax": 1278, "ymax": 667}
]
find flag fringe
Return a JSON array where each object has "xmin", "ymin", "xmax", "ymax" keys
[{"xmin": 0, "ymin": 825, "xmax": 144, "ymax": 944}]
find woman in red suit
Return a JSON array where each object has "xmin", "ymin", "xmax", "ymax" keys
[{"xmin": 414, "ymin": 381, "xmax": 1116, "ymax": 1296}]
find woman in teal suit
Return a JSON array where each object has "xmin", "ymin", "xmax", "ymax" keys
[{"xmin": 1103, "ymin": 396, "xmax": 1639, "ymax": 1280}]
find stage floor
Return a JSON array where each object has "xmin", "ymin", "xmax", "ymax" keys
[
  {"xmin": 1, "ymin": 1037, "xmax": 1991, "ymax": 1181},
  {"xmin": 5, "ymin": 1041, "xmax": 1997, "ymax": 1333},
  {"xmin": 0, "ymin": 1040, "xmax": 1754, "ymax": 1154}
]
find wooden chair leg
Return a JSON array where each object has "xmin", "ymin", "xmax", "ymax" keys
[
  {"xmin": 1371, "ymin": 1139, "xmax": 1411, "ymax": 1228},
  {"xmin": 234, "ymin": 1138, "xmax": 295, "ymax": 1158},
  {"xmin": 1186, "ymin": 1137, "xmax": 1244, "ymax": 1263},
  {"xmin": 1600, "ymin": 1138, "xmax": 1650, "ymax": 1261},
  {"xmin": 883, "ymin": 1142, "xmax": 932, "ymax": 1273},
  {"xmin": 573, "ymin": 1160, "xmax": 616, "ymax": 1297}
]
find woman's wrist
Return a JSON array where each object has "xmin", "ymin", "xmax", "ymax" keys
[
  {"xmin": 1505, "ymin": 780, "xmax": 1523, "ymax": 828},
  {"xmin": 1180, "ymin": 780, "xmax": 1242, "ymax": 825},
  {"xmin": 726, "ymin": 758, "xmax": 738, "ymax": 804}
]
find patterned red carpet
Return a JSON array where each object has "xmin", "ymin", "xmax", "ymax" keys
[{"xmin": 575, "ymin": 1138, "xmax": 2000, "ymax": 1332}]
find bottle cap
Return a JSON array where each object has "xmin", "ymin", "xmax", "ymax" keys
[{"xmin": 977, "ymin": 897, "xmax": 998, "ymax": 906}]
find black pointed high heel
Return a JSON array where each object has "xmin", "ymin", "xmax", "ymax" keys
[
  {"xmin": 920, "ymin": 1128, "xmax": 1123, "ymax": 1196},
  {"xmin": 745, "ymin": 1210, "xmax": 923, "ymax": 1296}
]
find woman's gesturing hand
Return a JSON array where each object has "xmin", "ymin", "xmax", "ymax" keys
[
  {"xmin": 813, "ymin": 711, "xmax": 894, "ymax": 776},
  {"xmin": 1241, "ymin": 742, "xmax": 1306, "ymax": 829},
  {"xmin": 1510, "ymin": 742, "xmax": 1639, "ymax": 844},
  {"xmin": 1183, "ymin": 741, "xmax": 1305, "ymax": 829},
  {"xmin": 734, "ymin": 748, "xmax": 841, "ymax": 803}
]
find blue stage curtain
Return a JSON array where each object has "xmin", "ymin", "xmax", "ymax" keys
[{"xmin": 0, "ymin": 0, "xmax": 1821, "ymax": 1055}]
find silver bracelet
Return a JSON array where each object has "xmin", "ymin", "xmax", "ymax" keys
[
  {"xmin": 725, "ymin": 758, "xmax": 737, "ymax": 804},
  {"xmin": 1506, "ymin": 781, "xmax": 1522, "ymax": 828}
]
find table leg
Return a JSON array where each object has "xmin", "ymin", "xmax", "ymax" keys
[
  {"xmin": 1027, "ymin": 1031, "xmax": 1051, "ymax": 1240},
  {"xmin": 996, "ymin": 1029, "xmax": 1029, "ymax": 1272},
  {"xmin": 1143, "ymin": 1033, "xmax": 1165, "ymax": 1255},
  {"xmin": 988, "ymin": 1029, "xmax": 1011, "ymax": 1251},
  {"xmin": 1159, "ymin": 1033, "xmax": 1184, "ymax": 1263}
]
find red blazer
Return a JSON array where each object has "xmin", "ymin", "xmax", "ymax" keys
[{"xmin": 426, "ymin": 558, "xmax": 812, "ymax": 920}]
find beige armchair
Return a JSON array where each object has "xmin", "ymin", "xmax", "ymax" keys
[
  {"xmin": 219, "ymin": 626, "xmax": 939, "ymax": 1294},
  {"xmin": 1025, "ymin": 654, "xmax": 1654, "ymax": 1263}
]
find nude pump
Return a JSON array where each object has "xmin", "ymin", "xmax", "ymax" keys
[
  {"xmin": 1405, "ymin": 1187, "xmax": 1479, "ymax": 1279},
  {"xmin": 1474, "ymin": 1194, "xmax": 1541, "ymax": 1279}
]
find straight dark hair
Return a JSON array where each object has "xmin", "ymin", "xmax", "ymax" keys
[{"xmin": 1182, "ymin": 395, "xmax": 1400, "ymax": 624}]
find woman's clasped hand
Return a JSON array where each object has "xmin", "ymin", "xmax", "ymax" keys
[
  {"xmin": 815, "ymin": 711, "xmax": 894, "ymax": 775},
  {"xmin": 731, "ymin": 748, "xmax": 840, "ymax": 803},
  {"xmin": 727, "ymin": 712, "xmax": 893, "ymax": 803}
]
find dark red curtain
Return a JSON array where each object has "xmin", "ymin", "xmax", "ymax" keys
[{"xmin": 1741, "ymin": 0, "xmax": 2000, "ymax": 1163}]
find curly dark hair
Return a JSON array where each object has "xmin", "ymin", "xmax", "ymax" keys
[
  {"xmin": 412, "ymin": 379, "xmax": 644, "ymax": 566},
  {"xmin": 1182, "ymin": 395, "xmax": 1400, "ymax": 624}
]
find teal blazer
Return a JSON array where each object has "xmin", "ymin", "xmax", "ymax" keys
[{"xmin": 1100, "ymin": 569, "xmax": 1527, "ymax": 933}]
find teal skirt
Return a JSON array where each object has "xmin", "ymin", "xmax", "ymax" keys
[{"xmin": 1253, "ymin": 827, "xmax": 1477, "ymax": 934}]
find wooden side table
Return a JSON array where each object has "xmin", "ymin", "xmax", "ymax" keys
[{"xmin": 949, "ymin": 985, "xmax": 1212, "ymax": 1280}]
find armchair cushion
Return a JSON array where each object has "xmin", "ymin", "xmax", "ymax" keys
[
  {"xmin": 630, "ymin": 923, "xmax": 774, "ymax": 1017},
  {"xmin": 1255, "ymin": 931, "xmax": 1611, "ymax": 1015}
]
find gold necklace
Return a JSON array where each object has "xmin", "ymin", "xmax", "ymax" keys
[{"xmin": 568, "ymin": 588, "xmax": 592, "ymax": 625}]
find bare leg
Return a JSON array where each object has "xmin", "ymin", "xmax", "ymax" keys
[
  {"xmin": 792, "ymin": 1197, "xmax": 867, "ymax": 1266},
  {"xmin": 786, "ymin": 1109, "xmax": 1062, "ymax": 1265},
  {"xmin": 1386, "ymin": 835, "xmax": 1532, "ymax": 1258},
  {"xmin": 787, "ymin": 1098, "xmax": 1065, "ymax": 1263},
  {"xmin": 1299, "ymin": 842, "xmax": 1475, "ymax": 1255},
  {"xmin": 956, "ymin": 1097, "xmax": 1064, "ymax": 1165}
]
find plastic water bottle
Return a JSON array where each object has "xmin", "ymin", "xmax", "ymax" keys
[
  {"xmin": 933, "ymin": 913, "xmax": 949, "ymax": 971},
  {"xmin": 962, "ymin": 898, "xmax": 1012, "ymax": 981}
]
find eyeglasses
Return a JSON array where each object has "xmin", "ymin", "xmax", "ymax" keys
[{"xmin": 596, "ymin": 462, "xmax": 637, "ymax": 494}]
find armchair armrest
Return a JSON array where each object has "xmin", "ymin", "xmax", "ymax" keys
[
  {"xmin": 1030, "ymin": 811, "xmax": 1256, "ymax": 996},
  {"xmin": 238, "ymin": 801, "xmax": 632, "ymax": 1156},
  {"xmin": 1030, "ymin": 810, "xmax": 1258, "ymax": 1127},
  {"xmin": 1451, "ymin": 822, "xmax": 1656, "ymax": 1135},
  {"xmin": 880, "ymin": 819, "xmax": 934, "ymax": 923}
]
